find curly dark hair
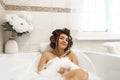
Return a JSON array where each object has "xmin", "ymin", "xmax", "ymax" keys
[{"xmin": 50, "ymin": 28, "xmax": 73, "ymax": 52}]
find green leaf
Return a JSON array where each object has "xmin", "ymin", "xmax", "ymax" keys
[
  {"xmin": 1, "ymin": 22, "xmax": 30, "ymax": 37},
  {"xmin": 1, "ymin": 22, "xmax": 13, "ymax": 31}
]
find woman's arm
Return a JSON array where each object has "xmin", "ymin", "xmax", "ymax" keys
[{"xmin": 37, "ymin": 52, "xmax": 48, "ymax": 73}]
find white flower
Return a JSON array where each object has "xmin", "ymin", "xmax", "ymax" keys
[
  {"xmin": 2, "ymin": 13, "xmax": 33, "ymax": 37},
  {"xmin": 12, "ymin": 18, "xmax": 29, "ymax": 33},
  {"xmin": 21, "ymin": 11, "xmax": 32, "ymax": 22},
  {"xmin": 28, "ymin": 23, "xmax": 33, "ymax": 32},
  {"xmin": 5, "ymin": 14, "xmax": 19, "ymax": 25}
]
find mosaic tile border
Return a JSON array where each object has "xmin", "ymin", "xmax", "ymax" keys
[
  {"xmin": 6, "ymin": 5, "xmax": 71, "ymax": 13},
  {"xmin": 0, "ymin": 0, "xmax": 71, "ymax": 13}
]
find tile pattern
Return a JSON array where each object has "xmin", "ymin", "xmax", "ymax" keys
[
  {"xmin": 0, "ymin": 0, "xmax": 71, "ymax": 13},
  {"xmin": 6, "ymin": 5, "xmax": 71, "ymax": 13}
]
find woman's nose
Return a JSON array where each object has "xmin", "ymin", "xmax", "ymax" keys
[{"xmin": 63, "ymin": 39, "xmax": 67, "ymax": 43}]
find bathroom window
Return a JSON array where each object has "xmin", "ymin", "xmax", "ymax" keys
[{"xmin": 73, "ymin": 0, "xmax": 120, "ymax": 40}]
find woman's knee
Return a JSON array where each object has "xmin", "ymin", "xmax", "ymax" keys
[
  {"xmin": 76, "ymin": 68, "xmax": 88, "ymax": 80},
  {"xmin": 84, "ymin": 71, "xmax": 88, "ymax": 80},
  {"xmin": 63, "ymin": 68, "xmax": 88, "ymax": 80}
]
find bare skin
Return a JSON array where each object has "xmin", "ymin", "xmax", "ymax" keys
[
  {"xmin": 63, "ymin": 68, "xmax": 88, "ymax": 80},
  {"xmin": 37, "ymin": 33, "xmax": 88, "ymax": 80}
]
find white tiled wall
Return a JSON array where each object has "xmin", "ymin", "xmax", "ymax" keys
[
  {"xmin": 4, "ymin": 10, "xmax": 116, "ymax": 53},
  {"xmin": 2, "ymin": 1, "xmax": 119, "ymax": 53},
  {"xmin": 75, "ymin": 40, "xmax": 108, "ymax": 52},
  {"xmin": 0, "ymin": 4, "xmax": 5, "ymax": 53},
  {"xmin": 4, "ymin": 11, "xmax": 70, "ymax": 52},
  {"xmin": 4, "ymin": 11, "xmax": 111, "ymax": 53}
]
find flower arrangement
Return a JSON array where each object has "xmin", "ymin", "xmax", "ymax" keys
[{"xmin": 1, "ymin": 13, "xmax": 33, "ymax": 37}]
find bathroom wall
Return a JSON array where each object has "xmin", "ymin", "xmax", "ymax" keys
[
  {"xmin": 4, "ymin": 0, "xmax": 71, "ymax": 52},
  {"xmin": 0, "ymin": 4, "xmax": 5, "ymax": 53},
  {"xmin": 5, "ymin": 10, "xmax": 112, "ymax": 53},
  {"xmin": 3, "ymin": 0, "xmax": 120, "ymax": 53}
]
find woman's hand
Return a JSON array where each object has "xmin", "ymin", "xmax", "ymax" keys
[{"xmin": 57, "ymin": 67, "xmax": 70, "ymax": 74}]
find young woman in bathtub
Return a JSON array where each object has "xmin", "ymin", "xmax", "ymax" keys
[{"xmin": 37, "ymin": 28, "xmax": 100, "ymax": 80}]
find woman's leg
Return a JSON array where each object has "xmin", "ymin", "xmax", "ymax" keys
[{"xmin": 62, "ymin": 68, "xmax": 88, "ymax": 80}]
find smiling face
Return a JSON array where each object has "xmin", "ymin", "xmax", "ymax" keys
[
  {"xmin": 57, "ymin": 33, "xmax": 68, "ymax": 50},
  {"xmin": 50, "ymin": 28, "xmax": 73, "ymax": 52}
]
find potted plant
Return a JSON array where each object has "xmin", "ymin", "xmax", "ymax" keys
[{"xmin": 1, "ymin": 13, "xmax": 33, "ymax": 53}]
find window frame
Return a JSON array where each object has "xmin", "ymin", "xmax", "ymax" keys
[{"xmin": 74, "ymin": 0, "xmax": 120, "ymax": 40}]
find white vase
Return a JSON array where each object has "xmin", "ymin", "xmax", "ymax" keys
[{"xmin": 5, "ymin": 38, "xmax": 19, "ymax": 53}]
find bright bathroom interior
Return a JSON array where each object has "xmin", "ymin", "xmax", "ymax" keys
[{"xmin": 0, "ymin": 0, "xmax": 120, "ymax": 80}]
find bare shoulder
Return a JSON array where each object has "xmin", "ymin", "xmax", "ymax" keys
[
  {"xmin": 42, "ymin": 51, "xmax": 52, "ymax": 57},
  {"xmin": 68, "ymin": 51, "xmax": 78, "ymax": 65},
  {"xmin": 68, "ymin": 51, "xmax": 77, "ymax": 58},
  {"xmin": 42, "ymin": 51, "xmax": 55, "ymax": 59}
]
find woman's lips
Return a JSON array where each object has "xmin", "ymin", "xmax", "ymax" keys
[{"xmin": 61, "ymin": 43, "xmax": 67, "ymax": 46}]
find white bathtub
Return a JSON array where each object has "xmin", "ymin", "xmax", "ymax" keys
[
  {"xmin": 0, "ymin": 52, "xmax": 41, "ymax": 80},
  {"xmin": 82, "ymin": 51, "xmax": 120, "ymax": 80},
  {"xmin": 0, "ymin": 51, "xmax": 120, "ymax": 80},
  {"xmin": 0, "ymin": 51, "xmax": 96, "ymax": 80}
]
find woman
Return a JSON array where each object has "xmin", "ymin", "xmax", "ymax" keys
[
  {"xmin": 14, "ymin": 28, "xmax": 100, "ymax": 80},
  {"xmin": 37, "ymin": 28, "xmax": 88, "ymax": 80}
]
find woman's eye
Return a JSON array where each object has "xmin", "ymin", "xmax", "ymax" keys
[
  {"xmin": 66, "ymin": 39, "xmax": 68, "ymax": 42},
  {"xmin": 60, "ymin": 37, "xmax": 63, "ymax": 39},
  {"xmin": 60, "ymin": 37, "xmax": 64, "ymax": 39},
  {"xmin": 60, "ymin": 37, "xmax": 68, "ymax": 42}
]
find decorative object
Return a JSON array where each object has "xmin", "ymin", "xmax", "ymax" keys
[
  {"xmin": 5, "ymin": 37, "xmax": 18, "ymax": 53},
  {"xmin": 1, "ymin": 12, "xmax": 33, "ymax": 53},
  {"xmin": 2, "ymin": 13, "xmax": 33, "ymax": 37}
]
